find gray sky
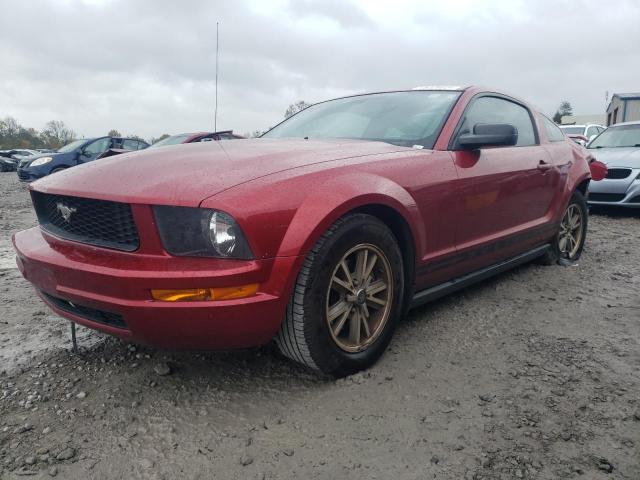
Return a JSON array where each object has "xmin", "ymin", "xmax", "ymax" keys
[{"xmin": 1, "ymin": 0, "xmax": 639, "ymax": 140}]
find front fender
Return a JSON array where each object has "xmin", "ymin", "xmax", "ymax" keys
[{"xmin": 276, "ymin": 172, "xmax": 423, "ymax": 257}]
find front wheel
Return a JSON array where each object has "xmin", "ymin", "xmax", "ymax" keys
[
  {"xmin": 275, "ymin": 214, "xmax": 404, "ymax": 377},
  {"xmin": 539, "ymin": 190, "xmax": 588, "ymax": 265}
]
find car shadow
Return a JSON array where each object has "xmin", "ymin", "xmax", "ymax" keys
[
  {"xmin": 53, "ymin": 259, "xmax": 542, "ymax": 391},
  {"xmin": 589, "ymin": 204, "xmax": 640, "ymax": 219}
]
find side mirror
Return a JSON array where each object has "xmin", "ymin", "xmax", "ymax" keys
[
  {"xmin": 458, "ymin": 123, "xmax": 518, "ymax": 149},
  {"xmin": 589, "ymin": 159, "xmax": 607, "ymax": 181}
]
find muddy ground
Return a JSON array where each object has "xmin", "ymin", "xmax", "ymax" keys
[{"xmin": 0, "ymin": 172, "xmax": 638, "ymax": 480}]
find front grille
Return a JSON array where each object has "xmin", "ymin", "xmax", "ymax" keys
[
  {"xmin": 41, "ymin": 292, "xmax": 127, "ymax": 329},
  {"xmin": 31, "ymin": 191, "xmax": 139, "ymax": 251},
  {"xmin": 588, "ymin": 193, "xmax": 626, "ymax": 203},
  {"xmin": 606, "ymin": 168, "xmax": 632, "ymax": 179},
  {"xmin": 17, "ymin": 170, "xmax": 30, "ymax": 181},
  {"xmin": 629, "ymin": 195, "xmax": 640, "ymax": 204}
]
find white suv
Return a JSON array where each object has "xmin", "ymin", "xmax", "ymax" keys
[{"xmin": 559, "ymin": 124, "xmax": 606, "ymax": 145}]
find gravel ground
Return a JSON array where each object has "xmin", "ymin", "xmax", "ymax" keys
[{"xmin": 0, "ymin": 172, "xmax": 639, "ymax": 480}]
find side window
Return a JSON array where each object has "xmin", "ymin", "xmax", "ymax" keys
[
  {"xmin": 586, "ymin": 126, "xmax": 599, "ymax": 138},
  {"xmin": 137, "ymin": 141, "xmax": 149, "ymax": 150},
  {"xmin": 83, "ymin": 138, "xmax": 111, "ymax": 158},
  {"xmin": 122, "ymin": 139, "xmax": 139, "ymax": 150},
  {"xmin": 457, "ymin": 96, "xmax": 537, "ymax": 147},
  {"xmin": 541, "ymin": 115, "xmax": 565, "ymax": 142}
]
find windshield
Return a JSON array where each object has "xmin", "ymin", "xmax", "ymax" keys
[
  {"xmin": 559, "ymin": 126, "xmax": 584, "ymax": 135},
  {"xmin": 262, "ymin": 91, "xmax": 462, "ymax": 148},
  {"xmin": 588, "ymin": 124, "xmax": 640, "ymax": 148},
  {"xmin": 57, "ymin": 139, "xmax": 87, "ymax": 153},
  {"xmin": 150, "ymin": 134, "xmax": 191, "ymax": 148}
]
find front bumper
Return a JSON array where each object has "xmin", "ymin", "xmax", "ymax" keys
[
  {"xmin": 17, "ymin": 168, "xmax": 43, "ymax": 183},
  {"xmin": 587, "ymin": 168, "xmax": 640, "ymax": 207},
  {"xmin": 13, "ymin": 227, "xmax": 299, "ymax": 349}
]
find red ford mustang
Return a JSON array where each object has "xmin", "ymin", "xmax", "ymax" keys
[{"xmin": 13, "ymin": 86, "xmax": 606, "ymax": 376}]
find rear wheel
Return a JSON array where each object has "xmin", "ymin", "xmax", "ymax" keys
[
  {"xmin": 275, "ymin": 214, "xmax": 404, "ymax": 376},
  {"xmin": 539, "ymin": 190, "xmax": 588, "ymax": 265}
]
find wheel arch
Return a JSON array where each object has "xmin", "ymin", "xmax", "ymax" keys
[
  {"xmin": 350, "ymin": 203, "xmax": 416, "ymax": 313},
  {"xmin": 277, "ymin": 173, "xmax": 422, "ymax": 258},
  {"xmin": 275, "ymin": 173, "xmax": 423, "ymax": 309},
  {"xmin": 575, "ymin": 177, "xmax": 590, "ymax": 196}
]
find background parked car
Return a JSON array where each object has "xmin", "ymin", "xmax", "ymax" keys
[
  {"xmin": 149, "ymin": 130, "xmax": 244, "ymax": 148},
  {"xmin": 0, "ymin": 156, "xmax": 17, "ymax": 172},
  {"xmin": 560, "ymin": 124, "xmax": 606, "ymax": 145},
  {"xmin": 587, "ymin": 121, "xmax": 640, "ymax": 207},
  {"xmin": 17, "ymin": 136, "xmax": 149, "ymax": 182},
  {"xmin": 0, "ymin": 149, "xmax": 40, "ymax": 172}
]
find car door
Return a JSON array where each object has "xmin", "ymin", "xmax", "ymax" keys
[
  {"xmin": 449, "ymin": 95, "xmax": 558, "ymax": 273},
  {"xmin": 79, "ymin": 137, "xmax": 112, "ymax": 162}
]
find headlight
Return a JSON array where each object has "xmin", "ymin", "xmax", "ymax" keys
[
  {"xmin": 153, "ymin": 206, "xmax": 253, "ymax": 259},
  {"xmin": 29, "ymin": 156, "xmax": 53, "ymax": 167}
]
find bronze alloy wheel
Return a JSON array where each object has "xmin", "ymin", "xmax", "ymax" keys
[
  {"xmin": 559, "ymin": 203, "xmax": 584, "ymax": 259},
  {"xmin": 325, "ymin": 243, "xmax": 393, "ymax": 353}
]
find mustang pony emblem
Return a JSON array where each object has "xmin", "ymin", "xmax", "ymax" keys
[{"xmin": 56, "ymin": 202, "xmax": 77, "ymax": 223}]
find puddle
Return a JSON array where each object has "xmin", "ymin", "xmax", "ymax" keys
[{"xmin": 0, "ymin": 316, "xmax": 105, "ymax": 373}]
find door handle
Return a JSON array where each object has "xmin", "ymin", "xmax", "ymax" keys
[{"xmin": 537, "ymin": 160, "xmax": 554, "ymax": 171}]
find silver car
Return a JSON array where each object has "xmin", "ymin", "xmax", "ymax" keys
[{"xmin": 587, "ymin": 121, "xmax": 640, "ymax": 207}]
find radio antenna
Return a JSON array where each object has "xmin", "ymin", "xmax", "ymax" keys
[{"xmin": 214, "ymin": 21, "xmax": 219, "ymax": 132}]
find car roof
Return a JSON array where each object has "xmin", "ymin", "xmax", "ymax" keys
[
  {"xmin": 412, "ymin": 85, "xmax": 468, "ymax": 91},
  {"xmin": 610, "ymin": 120, "xmax": 640, "ymax": 127}
]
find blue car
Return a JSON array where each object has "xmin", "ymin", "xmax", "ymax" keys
[{"xmin": 17, "ymin": 136, "xmax": 149, "ymax": 182}]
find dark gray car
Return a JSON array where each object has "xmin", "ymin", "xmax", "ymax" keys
[{"xmin": 587, "ymin": 121, "xmax": 640, "ymax": 207}]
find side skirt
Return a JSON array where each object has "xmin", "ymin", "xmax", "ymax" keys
[{"xmin": 409, "ymin": 244, "xmax": 550, "ymax": 310}]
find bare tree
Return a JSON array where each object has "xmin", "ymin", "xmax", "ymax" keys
[
  {"xmin": 108, "ymin": 129, "xmax": 122, "ymax": 137},
  {"xmin": 41, "ymin": 120, "xmax": 75, "ymax": 148},
  {"xmin": 0, "ymin": 116, "xmax": 21, "ymax": 139},
  {"xmin": 285, "ymin": 101, "xmax": 312, "ymax": 119}
]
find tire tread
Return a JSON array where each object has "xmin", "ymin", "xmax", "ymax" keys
[{"xmin": 274, "ymin": 215, "xmax": 353, "ymax": 371}]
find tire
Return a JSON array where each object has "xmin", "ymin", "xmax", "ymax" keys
[
  {"xmin": 538, "ymin": 190, "xmax": 588, "ymax": 265},
  {"xmin": 275, "ymin": 213, "xmax": 404, "ymax": 377},
  {"xmin": 51, "ymin": 167, "xmax": 67, "ymax": 174}
]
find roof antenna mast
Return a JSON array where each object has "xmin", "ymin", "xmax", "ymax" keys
[{"xmin": 214, "ymin": 21, "xmax": 219, "ymax": 132}]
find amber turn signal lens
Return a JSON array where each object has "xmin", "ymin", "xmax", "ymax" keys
[{"xmin": 151, "ymin": 284, "xmax": 259, "ymax": 302}]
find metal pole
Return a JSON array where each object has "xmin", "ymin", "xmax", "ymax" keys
[
  {"xmin": 214, "ymin": 21, "xmax": 219, "ymax": 132},
  {"xmin": 71, "ymin": 322, "xmax": 78, "ymax": 353}
]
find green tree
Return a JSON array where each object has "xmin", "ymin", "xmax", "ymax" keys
[
  {"xmin": 108, "ymin": 129, "xmax": 122, "ymax": 137},
  {"xmin": 284, "ymin": 101, "xmax": 311, "ymax": 119},
  {"xmin": 552, "ymin": 101, "xmax": 573, "ymax": 124}
]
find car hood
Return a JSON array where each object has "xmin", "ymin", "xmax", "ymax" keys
[
  {"xmin": 31, "ymin": 138, "xmax": 410, "ymax": 206},
  {"xmin": 588, "ymin": 147, "xmax": 640, "ymax": 168}
]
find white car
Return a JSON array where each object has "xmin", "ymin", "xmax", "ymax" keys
[{"xmin": 559, "ymin": 124, "xmax": 606, "ymax": 145}]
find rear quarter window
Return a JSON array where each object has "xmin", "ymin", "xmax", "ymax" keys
[{"xmin": 541, "ymin": 115, "xmax": 565, "ymax": 142}]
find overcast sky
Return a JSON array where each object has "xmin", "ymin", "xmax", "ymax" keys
[{"xmin": 1, "ymin": 0, "xmax": 639, "ymax": 140}]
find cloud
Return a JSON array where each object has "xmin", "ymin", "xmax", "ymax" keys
[{"xmin": 1, "ymin": 0, "xmax": 639, "ymax": 139}]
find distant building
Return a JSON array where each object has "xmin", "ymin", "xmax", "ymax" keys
[
  {"xmin": 606, "ymin": 92, "xmax": 640, "ymax": 126},
  {"xmin": 561, "ymin": 114, "xmax": 606, "ymax": 126}
]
